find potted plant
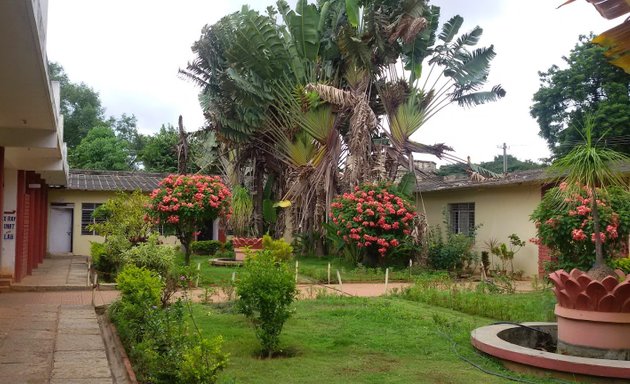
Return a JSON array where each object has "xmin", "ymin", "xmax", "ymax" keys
[
  {"xmin": 230, "ymin": 185, "xmax": 260, "ymax": 260},
  {"xmin": 537, "ymin": 118, "xmax": 630, "ymax": 359}
]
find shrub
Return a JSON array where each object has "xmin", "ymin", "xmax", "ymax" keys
[
  {"xmin": 191, "ymin": 240, "xmax": 222, "ymax": 256},
  {"xmin": 531, "ymin": 185, "xmax": 630, "ymax": 271},
  {"xmin": 146, "ymin": 174, "xmax": 232, "ymax": 264},
  {"xmin": 327, "ymin": 183, "xmax": 420, "ymax": 266},
  {"xmin": 110, "ymin": 268, "xmax": 228, "ymax": 383},
  {"xmin": 89, "ymin": 190, "xmax": 153, "ymax": 244},
  {"xmin": 236, "ymin": 250, "xmax": 297, "ymax": 357},
  {"xmin": 427, "ymin": 225, "xmax": 477, "ymax": 273},
  {"xmin": 612, "ymin": 258, "xmax": 630, "ymax": 273},
  {"xmin": 262, "ymin": 235, "xmax": 293, "ymax": 261},
  {"xmin": 92, "ymin": 234, "xmax": 133, "ymax": 280},
  {"xmin": 121, "ymin": 235, "xmax": 176, "ymax": 276}
]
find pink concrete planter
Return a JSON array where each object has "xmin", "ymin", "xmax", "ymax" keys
[
  {"xmin": 232, "ymin": 237, "xmax": 262, "ymax": 261},
  {"xmin": 549, "ymin": 268, "xmax": 630, "ymax": 359}
]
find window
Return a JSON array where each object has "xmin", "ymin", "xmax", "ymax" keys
[
  {"xmin": 81, "ymin": 203, "xmax": 104, "ymax": 235},
  {"xmin": 448, "ymin": 203, "xmax": 475, "ymax": 236}
]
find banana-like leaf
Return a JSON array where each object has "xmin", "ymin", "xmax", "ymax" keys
[
  {"xmin": 397, "ymin": 172, "xmax": 416, "ymax": 198},
  {"xmin": 453, "ymin": 26, "xmax": 483, "ymax": 50},
  {"xmin": 263, "ymin": 199, "xmax": 277, "ymax": 223},
  {"xmin": 453, "ymin": 85, "xmax": 506, "ymax": 108},
  {"xmin": 345, "ymin": 0, "xmax": 360, "ymax": 28},
  {"xmin": 438, "ymin": 15, "xmax": 463, "ymax": 44},
  {"xmin": 288, "ymin": 0, "xmax": 321, "ymax": 61}
]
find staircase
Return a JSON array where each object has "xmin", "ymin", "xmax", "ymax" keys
[{"xmin": 0, "ymin": 274, "xmax": 11, "ymax": 292}]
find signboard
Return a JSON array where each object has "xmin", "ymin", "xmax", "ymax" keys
[{"xmin": 3, "ymin": 211, "xmax": 16, "ymax": 241}]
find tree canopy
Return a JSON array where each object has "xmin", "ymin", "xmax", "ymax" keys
[
  {"xmin": 140, "ymin": 124, "xmax": 179, "ymax": 173},
  {"xmin": 70, "ymin": 126, "xmax": 131, "ymax": 170},
  {"xmin": 49, "ymin": 62, "xmax": 106, "ymax": 149},
  {"xmin": 531, "ymin": 35, "xmax": 630, "ymax": 157}
]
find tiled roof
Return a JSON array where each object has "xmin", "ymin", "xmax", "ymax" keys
[
  {"xmin": 417, "ymin": 169, "xmax": 548, "ymax": 193},
  {"xmin": 67, "ymin": 170, "xmax": 167, "ymax": 192},
  {"xmin": 418, "ymin": 162, "xmax": 630, "ymax": 193}
]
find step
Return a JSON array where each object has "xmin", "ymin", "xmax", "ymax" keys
[{"xmin": 0, "ymin": 278, "xmax": 12, "ymax": 287}]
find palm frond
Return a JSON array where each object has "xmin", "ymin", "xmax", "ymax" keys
[
  {"xmin": 453, "ymin": 85, "xmax": 506, "ymax": 108},
  {"xmin": 438, "ymin": 15, "xmax": 463, "ymax": 44}
]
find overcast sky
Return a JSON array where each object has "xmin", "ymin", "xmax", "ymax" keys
[{"xmin": 47, "ymin": 0, "xmax": 623, "ymax": 166}]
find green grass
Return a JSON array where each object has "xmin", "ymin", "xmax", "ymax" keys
[
  {"xmin": 193, "ymin": 297, "xmax": 557, "ymax": 384},
  {"xmin": 176, "ymin": 253, "xmax": 243, "ymax": 286},
  {"xmin": 295, "ymin": 255, "xmax": 421, "ymax": 283},
  {"xmin": 178, "ymin": 253, "xmax": 423, "ymax": 286},
  {"xmin": 401, "ymin": 276, "xmax": 556, "ymax": 322}
]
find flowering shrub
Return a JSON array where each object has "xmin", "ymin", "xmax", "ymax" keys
[
  {"xmin": 531, "ymin": 184, "xmax": 630, "ymax": 271},
  {"xmin": 146, "ymin": 174, "xmax": 231, "ymax": 264},
  {"xmin": 327, "ymin": 183, "xmax": 419, "ymax": 265}
]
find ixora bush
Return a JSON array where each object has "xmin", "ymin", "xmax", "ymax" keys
[
  {"xmin": 110, "ymin": 266, "xmax": 228, "ymax": 384},
  {"xmin": 236, "ymin": 250, "xmax": 297, "ymax": 358},
  {"xmin": 146, "ymin": 174, "xmax": 231, "ymax": 264},
  {"xmin": 531, "ymin": 184, "xmax": 630, "ymax": 272},
  {"xmin": 327, "ymin": 183, "xmax": 420, "ymax": 266}
]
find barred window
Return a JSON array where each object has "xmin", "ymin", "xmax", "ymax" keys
[
  {"xmin": 81, "ymin": 203, "xmax": 104, "ymax": 235},
  {"xmin": 448, "ymin": 203, "xmax": 475, "ymax": 236}
]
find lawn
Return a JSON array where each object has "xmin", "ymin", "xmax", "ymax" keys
[
  {"xmin": 193, "ymin": 296, "xmax": 557, "ymax": 384},
  {"xmin": 178, "ymin": 253, "xmax": 421, "ymax": 286}
]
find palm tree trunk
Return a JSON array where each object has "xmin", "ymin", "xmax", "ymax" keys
[{"xmin": 591, "ymin": 189, "xmax": 604, "ymax": 267}]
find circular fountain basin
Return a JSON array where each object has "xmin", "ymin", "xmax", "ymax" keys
[
  {"xmin": 471, "ymin": 322, "xmax": 630, "ymax": 382},
  {"xmin": 210, "ymin": 258, "xmax": 243, "ymax": 267}
]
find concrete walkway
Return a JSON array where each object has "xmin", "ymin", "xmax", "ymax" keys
[
  {"xmin": 12, "ymin": 255, "xmax": 90, "ymax": 290},
  {"xmin": 0, "ymin": 256, "xmax": 119, "ymax": 384}
]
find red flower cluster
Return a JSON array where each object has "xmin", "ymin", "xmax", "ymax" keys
[
  {"xmin": 328, "ymin": 184, "xmax": 418, "ymax": 258},
  {"xmin": 146, "ymin": 174, "xmax": 231, "ymax": 230}
]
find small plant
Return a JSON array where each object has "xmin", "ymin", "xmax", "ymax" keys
[
  {"xmin": 611, "ymin": 258, "xmax": 630, "ymax": 274},
  {"xmin": 191, "ymin": 240, "xmax": 223, "ymax": 255},
  {"xmin": 120, "ymin": 235, "xmax": 177, "ymax": 277},
  {"xmin": 236, "ymin": 250, "xmax": 298, "ymax": 357},
  {"xmin": 480, "ymin": 251, "xmax": 490, "ymax": 276},
  {"xmin": 485, "ymin": 234, "xmax": 525, "ymax": 275},
  {"xmin": 262, "ymin": 234, "xmax": 293, "ymax": 262}
]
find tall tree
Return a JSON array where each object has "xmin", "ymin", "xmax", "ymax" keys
[
  {"xmin": 141, "ymin": 124, "xmax": 179, "ymax": 173},
  {"xmin": 70, "ymin": 126, "xmax": 131, "ymax": 171},
  {"xmin": 531, "ymin": 35, "xmax": 630, "ymax": 157},
  {"xmin": 48, "ymin": 62, "xmax": 107, "ymax": 149},
  {"xmin": 181, "ymin": 0, "xmax": 504, "ymax": 242}
]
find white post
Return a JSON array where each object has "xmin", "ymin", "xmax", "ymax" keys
[
  {"xmin": 231, "ymin": 271, "xmax": 236, "ymax": 282},
  {"xmin": 327, "ymin": 263, "xmax": 331, "ymax": 285},
  {"xmin": 196, "ymin": 263, "xmax": 201, "ymax": 288},
  {"xmin": 385, "ymin": 268, "xmax": 389, "ymax": 294},
  {"xmin": 336, "ymin": 270, "xmax": 343, "ymax": 295},
  {"xmin": 409, "ymin": 259, "xmax": 412, "ymax": 280},
  {"xmin": 295, "ymin": 261, "xmax": 299, "ymax": 283},
  {"xmin": 87, "ymin": 262, "xmax": 91, "ymax": 286}
]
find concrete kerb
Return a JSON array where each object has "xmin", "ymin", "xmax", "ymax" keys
[{"xmin": 96, "ymin": 306, "xmax": 137, "ymax": 384}]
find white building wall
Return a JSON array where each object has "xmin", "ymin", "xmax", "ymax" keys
[{"xmin": 1, "ymin": 169, "xmax": 17, "ymax": 276}]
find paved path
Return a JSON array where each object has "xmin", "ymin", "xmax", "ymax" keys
[{"xmin": 0, "ymin": 256, "xmax": 118, "ymax": 384}]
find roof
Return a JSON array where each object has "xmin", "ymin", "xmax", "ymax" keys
[
  {"xmin": 66, "ymin": 170, "xmax": 167, "ymax": 192},
  {"xmin": 418, "ymin": 162, "xmax": 630, "ymax": 193},
  {"xmin": 417, "ymin": 169, "xmax": 548, "ymax": 193}
]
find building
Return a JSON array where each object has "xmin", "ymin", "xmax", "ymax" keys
[
  {"xmin": 417, "ymin": 170, "xmax": 547, "ymax": 277},
  {"xmin": 47, "ymin": 170, "xmax": 223, "ymax": 256},
  {"xmin": 0, "ymin": 0, "xmax": 69, "ymax": 282}
]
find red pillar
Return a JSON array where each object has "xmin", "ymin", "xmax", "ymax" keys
[
  {"xmin": 0, "ymin": 147, "xmax": 4, "ymax": 265},
  {"xmin": 15, "ymin": 170, "xmax": 27, "ymax": 282},
  {"xmin": 40, "ymin": 181, "xmax": 48, "ymax": 263},
  {"xmin": 26, "ymin": 171, "xmax": 36, "ymax": 275}
]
